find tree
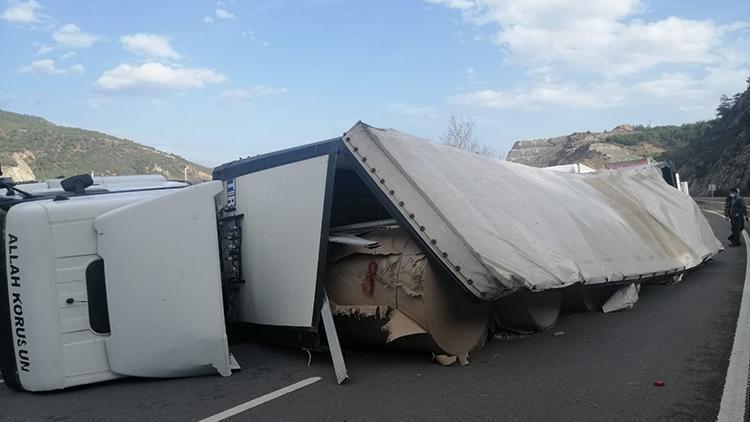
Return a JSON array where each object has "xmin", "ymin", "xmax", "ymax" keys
[
  {"xmin": 440, "ymin": 114, "xmax": 500, "ymax": 158},
  {"xmin": 716, "ymin": 94, "xmax": 734, "ymax": 119}
]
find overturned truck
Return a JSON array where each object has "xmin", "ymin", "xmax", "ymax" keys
[
  {"xmin": 1, "ymin": 122, "xmax": 721, "ymax": 391},
  {"xmin": 213, "ymin": 121, "xmax": 721, "ymax": 359}
]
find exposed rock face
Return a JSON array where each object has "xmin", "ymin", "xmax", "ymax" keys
[
  {"xmin": 506, "ymin": 135, "xmax": 569, "ymax": 167},
  {"xmin": 2, "ymin": 152, "xmax": 37, "ymax": 181},
  {"xmin": 507, "ymin": 125, "xmax": 646, "ymax": 169},
  {"xmin": 504, "ymin": 77, "xmax": 750, "ymax": 197}
]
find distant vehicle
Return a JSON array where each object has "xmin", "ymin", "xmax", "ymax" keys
[
  {"xmin": 544, "ymin": 163, "xmax": 596, "ymax": 174},
  {"xmin": 604, "ymin": 158, "xmax": 679, "ymax": 189}
]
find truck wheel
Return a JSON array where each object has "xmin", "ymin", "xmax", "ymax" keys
[
  {"xmin": 562, "ymin": 286, "xmax": 615, "ymax": 312},
  {"xmin": 493, "ymin": 290, "xmax": 562, "ymax": 331}
]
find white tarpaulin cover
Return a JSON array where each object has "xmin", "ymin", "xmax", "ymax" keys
[{"xmin": 342, "ymin": 122, "xmax": 721, "ymax": 301}]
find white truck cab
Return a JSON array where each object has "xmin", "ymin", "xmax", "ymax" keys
[
  {"xmin": 1, "ymin": 174, "xmax": 187, "ymax": 197},
  {"xmin": 1, "ymin": 175, "xmax": 232, "ymax": 391}
]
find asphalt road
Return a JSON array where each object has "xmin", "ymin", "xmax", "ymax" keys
[{"xmin": 0, "ymin": 212, "xmax": 745, "ymax": 421}]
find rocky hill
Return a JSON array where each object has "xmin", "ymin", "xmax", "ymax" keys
[
  {"xmin": 0, "ymin": 109, "xmax": 211, "ymax": 182},
  {"xmin": 506, "ymin": 124, "xmax": 668, "ymax": 169},
  {"xmin": 507, "ymin": 78, "xmax": 750, "ymax": 196},
  {"xmin": 669, "ymin": 84, "xmax": 750, "ymax": 195}
]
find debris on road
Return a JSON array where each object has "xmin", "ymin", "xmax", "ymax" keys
[
  {"xmin": 433, "ymin": 354, "xmax": 458, "ymax": 366},
  {"xmin": 603, "ymin": 284, "xmax": 641, "ymax": 313}
]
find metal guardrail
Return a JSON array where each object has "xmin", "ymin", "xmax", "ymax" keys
[{"xmin": 694, "ymin": 198, "xmax": 725, "ymax": 213}]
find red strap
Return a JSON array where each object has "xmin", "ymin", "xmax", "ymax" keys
[{"xmin": 362, "ymin": 261, "xmax": 378, "ymax": 297}]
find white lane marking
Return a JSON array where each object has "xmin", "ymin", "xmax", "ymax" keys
[
  {"xmin": 199, "ymin": 377, "xmax": 321, "ymax": 422},
  {"xmin": 717, "ymin": 230, "xmax": 750, "ymax": 422}
]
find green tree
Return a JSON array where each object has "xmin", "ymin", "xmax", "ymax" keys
[{"xmin": 716, "ymin": 94, "xmax": 733, "ymax": 118}]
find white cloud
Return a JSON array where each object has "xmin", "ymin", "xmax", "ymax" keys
[
  {"xmin": 450, "ymin": 89, "xmax": 511, "ymax": 108},
  {"xmin": 52, "ymin": 24, "xmax": 101, "ymax": 49},
  {"xmin": 633, "ymin": 68, "xmax": 750, "ymax": 110},
  {"xmin": 68, "ymin": 63, "xmax": 85, "ymax": 74},
  {"xmin": 633, "ymin": 73, "xmax": 700, "ymax": 100},
  {"xmin": 20, "ymin": 59, "xmax": 59, "ymax": 74},
  {"xmin": 203, "ymin": 15, "xmax": 214, "ymax": 24},
  {"xmin": 35, "ymin": 45, "xmax": 53, "ymax": 56},
  {"xmin": 120, "ymin": 33, "xmax": 182, "ymax": 60},
  {"xmin": 1, "ymin": 0, "xmax": 41, "ymax": 23},
  {"xmin": 449, "ymin": 83, "xmax": 618, "ymax": 110},
  {"xmin": 215, "ymin": 8, "xmax": 235, "ymax": 19},
  {"xmin": 253, "ymin": 85, "xmax": 287, "ymax": 95},
  {"xmin": 20, "ymin": 59, "xmax": 84, "ymax": 75},
  {"xmin": 429, "ymin": 0, "xmax": 735, "ymax": 76},
  {"xmin": 429, "ymin": 0, "xmax": 750, "ymax": 113},
  {"xmin": 59, "ymin": 50, "xmax": 76, "ymax": 60},
  {"xmin": 95, "ymin": 62, "xmax": 226, "ymax": 93},
  {"xmin": 450, "ymin": 68, "xmax": 750, "ymax": 112},
  {"xmin": 240, "ymin": 31, "xmax": 270, "ymax": 47}
]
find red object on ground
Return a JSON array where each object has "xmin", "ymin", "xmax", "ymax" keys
[
  {"xmin": 362, "ymin": 261, "xmax": 378, "ymax": 297},
  {"xmin": 654, "ymin": 381, "xmax": 666, "ymax": 387}
]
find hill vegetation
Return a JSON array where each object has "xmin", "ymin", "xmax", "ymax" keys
[
  {"xmin": 605, "ymin": 122, "xmax": 711, "ymax": 150},
  {"xmin": 664, "ymin": 78, "xmax": 750, "ymax": 195},
  {"xmin": 0, "ymin": 109, "xmax": 211, "ymax": 182},
  {"xmin": 507, "ymin": 77, "xmax": 750, "ymax": 195}
]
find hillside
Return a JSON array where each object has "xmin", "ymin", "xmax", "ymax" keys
[
  {"xmin": 507, "ymin": 78, "xmax": 750, "ymax": 195},
  {"xmin": 506, "ymin": 124, "xmax": 669, "ymax": 168},
  {"xmin": 0, "ymin": 109, "xmax": 211, "ymax": 182},
  {"xmin": 668, "ymin": 85, "xmax": 750, "ymax": 195}
]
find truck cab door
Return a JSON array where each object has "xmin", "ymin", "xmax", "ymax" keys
[{"xmin": 94, "ymin": 181, "xmax": 231, "ymax": 378}]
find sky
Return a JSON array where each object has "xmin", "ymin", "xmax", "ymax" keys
[{"xmin": 1, "ymin": 0, "xmax": 749, "ymax": 167}]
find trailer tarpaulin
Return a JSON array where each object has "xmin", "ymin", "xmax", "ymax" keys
[{"xmin": 342, "ymin": 122, "xmax": 721, "ymax": 301}]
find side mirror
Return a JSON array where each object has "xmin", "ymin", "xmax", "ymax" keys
[{"xmin": 61, "ymin": 174, "xmax": 95, "ymax": 194}]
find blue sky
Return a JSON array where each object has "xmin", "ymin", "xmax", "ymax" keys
[{"xmin": 1, "ymin": 0, "xmax": 749, "ymax": 166}]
